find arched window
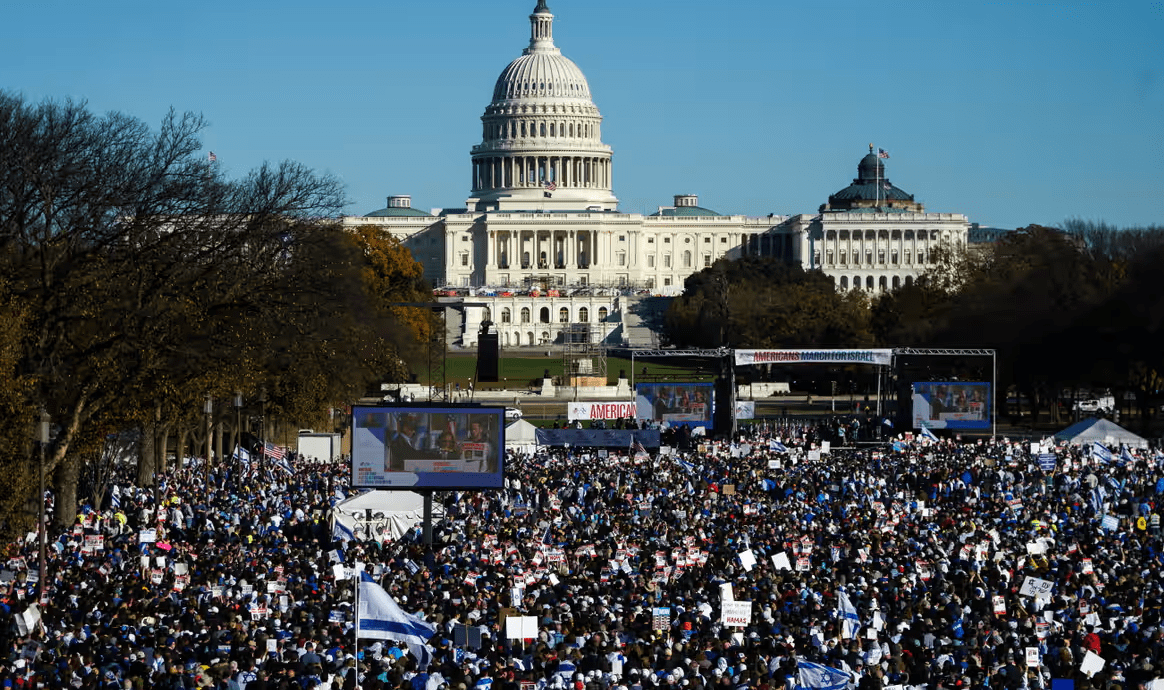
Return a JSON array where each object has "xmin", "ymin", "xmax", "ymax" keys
[
  {"xmin": 826, "ymin": 250, "xmax": 834, "ymax": 265},
  {"xmin": 866, "ymin": 276, "xmax": 874, "ymax": 290},
  {"xmin": 865, "ymin": 250, "xmax": 873, "ymax": 265},
  {"xmin": 853, "ymin": 275, "xmax": 861, "ymax": 289},
  {"xmin": 683, "ymin": 250, "xmax": 692, "ymax": 268},
  {"xmin": 839, "ymin": 250, "xmax": 847, "ymax": 265},
  {"xmin": 540, "ymin": 122, "xmax": 546, "ymax": 137},
  {"xmin": 520, "ymin": 307, "xmax": 531, "ymax": 323},
  {"xmin": 540, "ymin": 307, "xmax": 550, "ymax": 323},
  {"xmin": 522, "ymin": 251, "xmax": 531, "ymax": 268},
  {"xmin": 879, "ymin": 276, "xmax": 888, "ymax": 291},
  {"xmin": 853, "ymin": 251, "xmax": 860, "ymax": 266},
  {"xmin": 840, "ymin": 276, "xmax": 848, "ymax": 290},
  {"xmin": 521, "ymin": 122, "xmax": 527, "ymax": 137},
  {"xmin": 905, "ymin": 275, "xmax": 914, "ymax": 286},
  {"xmin": 892, "ymin": 276, "xmax": 901, "ymax": 290},
  {"xmin": 598, "ymin": 306, "xmax": 608, "ymax": 321},
  {"xmin": 569, "ymin": 123, "xmax": 574, "ymax": 137},
  {"xmin": 891, "ymin": 249, "xmax": 898, "ymax": 264},
  {"xmin": 549, "ymin": 123, "xmax": 555, "ymax": 137},
  {"xmin": 559, "ymin": 307, "xmax": 569, "ymax": 322},
  {"xmin": 540, "ymin": 331, "xmax": 551, "ymax": 345},
  {"xmin": 579, "ymin": 307, "xmax": 589, "ymax": 322},
  {"xmin": 527, "ymin": 331, "xmax": 534, "ymax": 345},
  {"xmin": 501, "ymin": 308, "xmax": 512, "ymax": 323},
  {"xmin": 878, "ymin": 250, "xmax": 886, "ymax": 264}
]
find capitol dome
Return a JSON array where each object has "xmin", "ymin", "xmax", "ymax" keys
[{"xmin": 468, "ymin": 0, "xmax": 617, "ymax": 212}]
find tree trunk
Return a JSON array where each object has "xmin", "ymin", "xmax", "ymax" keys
[
  {"xmin": 137, "ymin": 420, "xmax": 158, "ymax": 487},
  {"xmin": 53, "ymin": 453, "xmax": 80, "ymax": 530}
]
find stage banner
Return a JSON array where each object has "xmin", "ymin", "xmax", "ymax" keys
[{"xmin": 734, "ymin": 349, "xmax": 893, "ymax": 366}]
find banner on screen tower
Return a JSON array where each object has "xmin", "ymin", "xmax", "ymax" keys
[{"xmin": 734, "ymin": 349, "xmax": 893, "ymax": 366}]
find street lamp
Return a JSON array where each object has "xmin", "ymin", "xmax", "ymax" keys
[
  {"xmin": 37, "ymin": 408, "xmax": 50, "ymax": 601},
  {"xmin": 233, "ymin": 391, "xmax": 243, "ymax": 479},
  {"xmin": 204, "ymin": 394, "xmax": 213, "ymax": 479}
]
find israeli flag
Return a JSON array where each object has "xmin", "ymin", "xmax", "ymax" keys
[
  {"xmin": 110, "ymin": 485, "xmax": 121, "ymax": 509},
  {"xmin": 333, "ymin": 519, "xmax": 356, "ymax": 544},
  {"xmin": 358, "ymin": 572, "xmax": 437, "ymax": 645},
  {"xmin": 1092, "ymin": 441, "xmax": 1113, "ymax": 464},
  {"xmin": 919, "ymin": 426, "xmax": 939, "ymax": 443},
  {"xmin": 770, "ymin": 440, "xmax": 789, "ymax": 453},
  {"xmin": 234, "ymin": 446, "xmax": 251, "ymax": 465},
  {"xmin": 796, "ymin": 660, "xmax": 850, "ymax": 690},
  {"xmin": 1121, "ymin": 446, "xmax": 1135, "ymax": 465},
  {"xmin": 837, "ymin": 588, "xmax": 860, "ymax": 640},
  {"xmin": 882, "ymin": 418, "xmax": 894, "ymax": 428}
]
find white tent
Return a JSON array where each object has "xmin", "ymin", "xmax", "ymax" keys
[
  {"xmin": 506, "ymin": 419, "xmax": 539, "ymax": 455},
  {"xmin": 331, "ymin": 490, "xmax": 445, "ymax": 544},
  {"xmin": 1053, "ymin": 417, "xmax": 1149, "ymax": 449}
]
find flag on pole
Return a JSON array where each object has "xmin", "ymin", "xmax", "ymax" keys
[
  {"xmin": 357, "ymin": 572, "xmax": 437, "ymax": 645},
  {"xmin": 877, "ymin": 148, "xmax": 890, "ymax": 159},
  {"xmin": 770, "ymin": 440, "xmax": 788, "ymax": 453},
  {"xmin": 837, "ymin": 588, "xmax": 860, "ymax": 640},
  {"xmin": 544, "ymin": 180, "xmax": 557, "ymax": 192},
  {"xmin": 1120, "ymin": 446, "xmax": 1135, "ymax": 465},
  {"xmin": 1092, "ymin": 441, "xmax": 1113, "ymax": 464},
  {"xmin": 263, "ymin": 442, "xmax": 286, "ymax": 461},
  {"xmin": 233, "ymin": 445, "xmax": 251, "ymax": 465},
  {"xmin": 919, "ymin": 425, "xmax": 938, "ymax": 443},
  {"xmin": 110, "ymin": 485, "xmax": 121, "ymax": 509},
  {"xmin": 633, "ymin": 439, "xmax": 649, "ymax": 459},
  {"xmin": 208, "ymin": 151, "xmax": 217, "ymax": 162},
  {"xmin": 796, "ymin": 660, "xmax": 850, "ymax": 690},
  {"xmin": 882, "ymin": 418, "xmax": 894, "ymax": 429},
  {"xmin": 333, "ymin": 518, "xmax": 356, "ymax": 544}
]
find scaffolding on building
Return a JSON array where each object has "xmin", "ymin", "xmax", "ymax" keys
[{"xmin": 561, "ymin": 321, "xmax": 610, "ymax": 401}]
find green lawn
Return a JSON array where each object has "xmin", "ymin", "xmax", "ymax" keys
[{"xmin": 427, "ymin": 354, "xmax": 718, "ymax": 389}]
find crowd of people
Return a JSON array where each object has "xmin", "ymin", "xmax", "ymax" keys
[{"xmin": 3, "ymin": 420, "xmax": 1164, "ymax": 690}]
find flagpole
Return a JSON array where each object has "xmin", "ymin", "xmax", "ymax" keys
[{"xmin": 353, "ymin": 569, "xmax": 360, "ymax": 659}]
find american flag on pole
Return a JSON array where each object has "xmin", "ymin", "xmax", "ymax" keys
[
  {"xmin": 877, "ymin": 148, "xmax": 890, "ymax": 159},
  {"xmin": 208, "ymin": 151, "xmax": 217, "ymax": 162},
  {"xmin": 544, "ymin": 180, "xmax": 557, "ymax": 191},
  {"xmin": 263, "ymin": 441, "xmax": 286, "ymax": 460},
  {"xmin": 632, "ymin": 439, "xmax": 649, "ymax": 460}
]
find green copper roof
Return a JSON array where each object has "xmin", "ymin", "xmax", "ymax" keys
[
  {"xmin": 364, "ymin": 206, "xmax": 434, "ymax": 218},
  {"xmin": 649, "ymin": 205, "xmax": 722, "ymax": 217}
]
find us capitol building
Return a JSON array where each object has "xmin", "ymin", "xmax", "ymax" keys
[{"xmin": 343, "ymin": 0, "xmax": 969, "ymax": 349}]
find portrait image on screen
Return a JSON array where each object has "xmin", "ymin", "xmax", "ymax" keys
[
  {"xmin": 635, "ymin": 382, "xmax": 714, "ymax": 429},
  {"xmin": 350, "ymin": 405, "xmax": 504, "ymax": 489},
  {"xmin": 912, "ymin": 381, "xmax": 991, "ymax": 430}
]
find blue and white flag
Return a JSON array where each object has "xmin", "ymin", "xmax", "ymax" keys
[
  {"xmin": 1121, "ymin": 446, "xmax": 1135, "ymax": 465},
  {"xmin": 837, "ymin": 588, "xmax": 860, "ymax": 640},
  {"xmin": 796, "ymin": 660, "xmax": 850, "ymax": 690},
  {"xmin": 110, "ymin": 485, "xmax": 121, "ymax": 509},
  {"xmin": 333, "ymin": 519, "xmax": 356, "ymax": 544},
  {"xmin": 358, "ymin": 573, "xmax": 437, "ymax": 645},
  {"xmin": 1092, "ymin": 441, "xmax": 1113, "ymax": 464},
  {"xmin": 770, "ymin": 440, "xmax": 789, "ymax": 453},
  {"xmin": 882, "ymin": 418, "xmax": 894, "ymax": 429},
  {"xmin": 919, "ymin": 426, "xmax": 939, "ymax": 443},
  {"xmin": 234, "ymin": 446, "xmax": 251, "ymax": 465}
]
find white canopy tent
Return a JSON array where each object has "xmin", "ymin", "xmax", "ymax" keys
[
  {"xmin": 1053, "ymin": 417, "xmax": 1149, "ymax": 450},
  {"xmin": 331, "ymin": 490, "xmax": 445, "ymax": 544},
  {"xmin": 506, "ymin": 419, "xmax": 539, "ymax": 455}
]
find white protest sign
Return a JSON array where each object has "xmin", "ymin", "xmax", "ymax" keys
[
  {"xmin": 504, "ymin": 615, "xmax": 537, "ymax": 640},
  {"xmin": 772, "ymin": 552, "xmax": 792, "ymax": 571},
  {"xmin": 1019, "ymin": 576, "xmax": 1054, "ymax": 598},
  {"xmin": 1080, "ymin": 650, "xmax": 1105, "ymax": 677},
  {"xmin": 738, "ymin": 549, "xmax": 756, "ymax": 572},
  {"xmin": 1025, "ymin": 647, "xmax": 1040, "ymax": 667},
  {"xmin": 720, "ymin": 601, "xmax": 752, "ymax": 627},
  {"xmin": 992, "ymin": 595, "xmax": 1006, "ymax": 615},
  {"xmin": 720, "ymin": 582, "xmax": 734, "ymax": 602}
]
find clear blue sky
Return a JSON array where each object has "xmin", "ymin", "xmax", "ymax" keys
[{"xmin": 5, "ymin": 0, "xmax": 1162, "ymax": 229}]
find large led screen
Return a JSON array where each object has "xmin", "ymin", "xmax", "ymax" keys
[
  {"xmin": 635, "ymin": 383, "xmax": 714, "ymax": 429},
  {"xmin": 351, "ymin": 405, "xmax": 505, "ymax": 489},
  {"xmin": 912, "ymin": 382, "xmax": 991, "ymax": 430}
]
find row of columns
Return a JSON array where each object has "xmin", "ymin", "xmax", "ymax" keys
[
  {"xmin": 472, "ymin": 155, "xmax": 611, "ymax": 193},
  {"xmin": 485, "ymin": 229, "xmax": 601, "ymax": 271}
]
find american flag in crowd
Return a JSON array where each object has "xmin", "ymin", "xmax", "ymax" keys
[
  {"xmin": 632, "ymin": 440, "xmax": 649, "ymax": 458},
  {"xmin": 263, "ymin": 441, "xmax": 286, "ymax": 460}
]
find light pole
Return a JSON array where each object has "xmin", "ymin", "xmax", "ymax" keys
[
  {"xmin": 233, "ymin": 391, "xmax": 243, "ymax": 481},
  {"xmin": 204, "ymin": 394, "xmax": 213, "ymax": 482},
  {"xmin": 259, "ymin": 387, "xmax": 267, "ymax": 460},
  {"xmin": 37, "ymin": 408, "xmax": 50, "ymax": 601},
  {"xmin": 153, "ymin": 404, "xmax": 162, "ymax": 524}
]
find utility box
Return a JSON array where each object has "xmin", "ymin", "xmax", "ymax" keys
[{"xmin": 297, "ymin": 432, "xmax": 342, "ymax": 463}]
